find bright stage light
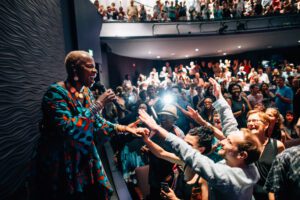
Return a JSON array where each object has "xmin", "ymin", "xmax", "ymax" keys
[{"xmin": 162, "ymin": 94, "xmax": 174, "ymax": 105}]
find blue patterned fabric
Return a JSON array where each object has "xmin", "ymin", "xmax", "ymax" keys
[{"xmin": 38, "ymin": 83, "xmax": 116, "ymax": 198}]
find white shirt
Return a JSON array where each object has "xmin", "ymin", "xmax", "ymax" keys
[{"xmin": 258, "ymin": 73, "xmax": 269, "ymax": 84}]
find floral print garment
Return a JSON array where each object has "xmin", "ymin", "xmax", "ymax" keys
[{"xmin": 39, "ymin": 83, "xmax": 116, "ymax": 196}]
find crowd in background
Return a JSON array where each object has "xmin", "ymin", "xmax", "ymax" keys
[
  {"xmin": 91, "ymin": 57, "xmax": 300, "ymax": 199},
  {"xmin": 94, "ymin": 0, "xmax": 300, "ymax": 22}
]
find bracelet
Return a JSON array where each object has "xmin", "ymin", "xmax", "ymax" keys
[
  {"xmin": 115, "ymin": 124, "xmax": 127, "ymax": 132},
  {"xmin": 90, "ymin": 101, "xmax": 104, "ymax": 116},
  {"xmin": 205, "ymin": 122, "xmax": 213, "ymax": 129}
]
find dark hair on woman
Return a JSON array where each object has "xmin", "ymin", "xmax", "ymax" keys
[
  {"xmin": 228, "ymin": 83, "xmax": 242, "ymax": 94},
  {"xmin": 188, "ymin": 126, "xmax": 213, "ymax": 154},
  {"xmin": 260, "ymin": 82, "xmax": 269, "ymax": 90},
  {"xmin": 249, "ymin": 84, "xmax": 259, "ymax": 90}
]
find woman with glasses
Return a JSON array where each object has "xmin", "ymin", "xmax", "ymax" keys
[{"xmin": 246, "ymin": 109, "xmax": 285, "ymax": 200}]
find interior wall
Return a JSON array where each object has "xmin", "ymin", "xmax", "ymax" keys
[
  {"xmin": 0, "ymin": 0, "xmax": 71, "ymax": 198},
  {"xmin": 100, "ymin": 45, "xmax": 110, "ymax": 87},
  {"xmin": 74, "ymin": 0, "xmax": 109, "ymax": 85},
  {"xmin": 107, "ymin": 52, "xmax": 158, "ymax": 88}
]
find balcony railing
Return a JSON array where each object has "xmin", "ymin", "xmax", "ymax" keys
[{"xmin": 100, "ymin": 14, "xmax": 300, "ymax": 38}]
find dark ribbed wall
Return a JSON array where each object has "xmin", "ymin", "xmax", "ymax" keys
[{"xmin": 0, "ymin": 0, "xmax": 67, "ymax": 198}]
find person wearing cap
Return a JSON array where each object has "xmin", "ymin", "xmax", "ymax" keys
[{"xmin": 147, "ymin": 105, "xmax": 184, "ymax": 200}]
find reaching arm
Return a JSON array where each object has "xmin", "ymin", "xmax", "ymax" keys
[
  {"xmin": 139, "ymin": 109, "xmax": 169, "ymax": 139},
  {"xmin": 42, "ymin": 86, "xmax": 116, "ymax": 154},
  {"xmin": 176, "ymin": 105, "xmax": 225, "ymax": 140},
  {"xmin": 143, "ymin": 136, "xmax": 184, "ymax": 165},
  {"xmin": 139, "ymin": 109, "xmax": 258, "ymax": 191},
  {"xmin": 209, "ymin": 125, "xmax": 226, "ymax": 140},
  {"xmin": 164, "ymin": 133, "xmax": 258, "ymax": 191},
  {"xmin": 209, "ymin": 78, "xmax": 240, "ymax": 136}
]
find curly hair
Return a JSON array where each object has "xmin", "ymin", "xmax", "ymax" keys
[
  {"xmin": 228, "ymin": 83, "xmax": 242, "ymax": 94},
  {"xmin": 188, "ymin": 126, "xmax": 214, "ymax": 154}
]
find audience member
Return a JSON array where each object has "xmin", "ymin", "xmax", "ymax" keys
[
  {"xmin": 247, "ymin": 84, "xmax": 263, "ymax": 108},
  {"xmin": 264, "ymin": 145, "xmax": 300, "ymax": 200},
  {"xmin": 139, "ymin": 78, "xmax": 262, "ymax": 200},
  {"xmin": 147, "ymin": 105, "xmax": 185, "ymax": 199},
  {"xmin": 127, "ymin": 0, "xmax": 139, "ymax": 22},
  {"xmin": 275, "ymin": 76, "xmax": 293, "ymax": 116}
]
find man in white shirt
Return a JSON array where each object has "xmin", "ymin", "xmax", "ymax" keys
[{"xmin": 258, "ymin": 67, "xmax": 270, "ymax": 84}]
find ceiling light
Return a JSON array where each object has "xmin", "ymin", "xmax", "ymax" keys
[
  {"xmin": 298, "ymin": 40, "xmax": 300, "ymax": 43},
  {"xmin": 195, "ymin": 48, "xmax": 199, "ymax": 52},
  {"xmin": 148, "ymin": 51, "xmax": 152, "ymax": 54},
  {"xmin": 156, "ymin": 56, "xmax": 160, "ymax": 59},
  {"xmin": 223, "ymin": 53, "xmax": 227, "ymax": 56},
  {"xmin": 185, "ymin": 55, "xmax": 189, "ymax": 58},
  {"xmin": 237, "ymin": 45, "xmax": 242, "ymax": 49},
  {"xmin": 217, "ymin": 49, "xmax": 222, "ymax": 53}
]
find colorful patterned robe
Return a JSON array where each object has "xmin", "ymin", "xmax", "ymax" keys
[{"xmin": 38, "ymin": 83, "xmax": 116, "ymax": 198}]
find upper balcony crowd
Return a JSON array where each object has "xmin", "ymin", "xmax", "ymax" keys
[{"xmin": 94, "ymin": 0, "xmax": 300, "ymax": 22}]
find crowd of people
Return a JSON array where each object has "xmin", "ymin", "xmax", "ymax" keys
[
  {"xmin": 93, "ymin": 57, "xmax": 300, "ymax": 199},
  {"xmin": 37, "ymin": 50, "xmax": 300, "ymax": 200},
  {"xmin": 94, "ymin": 0, "xmax": 300, "ymax": 22}
]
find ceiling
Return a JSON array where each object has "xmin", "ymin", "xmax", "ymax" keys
[{"xmin": 102, "ymin": 29, "xmax": 300, "ymax": 60}]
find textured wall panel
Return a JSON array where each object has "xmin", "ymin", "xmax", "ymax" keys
[{"xmin": 0, "ymin": 0, "xmax": 66, "ymax": 198}]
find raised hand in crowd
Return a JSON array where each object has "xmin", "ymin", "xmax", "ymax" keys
[
  {"xmin": 176, "ymin": 104, "xmax": 226, "ymax": 140},
  {"xmin": 139, "ymin": 109, "xmax": 160, "ymax": 131},
  {"xmin": 176, "ymin": 104, "xmax": 207, "ymax": 126},
  {"xmin": 208, "ymin": 77, "xmax": 222, "ymax": 99},
  {"xmin": 121, "ymin": 119, "xmax": 149, "ymax": 137}
]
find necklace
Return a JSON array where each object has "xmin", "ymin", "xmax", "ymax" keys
[{"xmin": 65, "ymin": 81, "xmax": 85, "ymax": 101}]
